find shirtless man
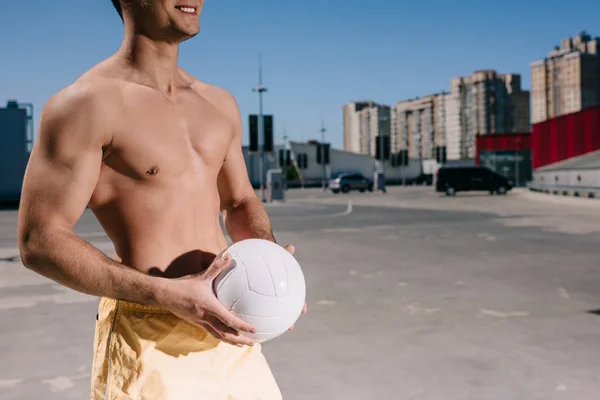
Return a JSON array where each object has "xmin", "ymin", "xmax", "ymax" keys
[{"xmin": 17, "ymin": 1, "xmax": 303, "ymax": 399}]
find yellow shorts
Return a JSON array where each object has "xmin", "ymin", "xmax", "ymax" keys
[{"xmin": 90, "ymin": 298, "xmax": 282, "ymax": 400}]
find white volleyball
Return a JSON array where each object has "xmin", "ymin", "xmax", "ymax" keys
[{"xmin": 213, "ymin": 239, "xmax": 306, "ymax": 343}]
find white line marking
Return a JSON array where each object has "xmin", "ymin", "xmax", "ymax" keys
[
  {"xmin": 0, "ymin": 291, "xmax": 96, "ymax": 310},
  {"xmin": 274, "ymin": 200, "xmax": 353, "ymax": 219},
  {"xmin": 339, "ymin": 200, "xmax": 353, "ymax": 216},
  {"xmin": 42, "ymin": 377, "xmax": 75, "ymax": 391},
  {"xmin": 316, "ymin": 300, "xmax": 337, "ymax": 306},
  {"xmin": 321, "ymin": 228, "xmax": 361, "ymax": 233},
  {"xmin": 555, "ymin": 384, "xmax": 568, "ymax": 392},
  {"xmin": 480, "ymin": 309, "xmax": 530, "ymax": 318},
  {"xmin": 404, "ymin": 305, "xmax": 441, "ymax": 315},
  {"xmin": 311, "ymin": 200, "xmax": 353, "ymax": 217},
  {"xmin": 78, "ymin": 232, "xmax": 107, "ymax": 239},
  {"xmin": 0, "ymin": 379, "xmax": 23, "ymax": 388}
]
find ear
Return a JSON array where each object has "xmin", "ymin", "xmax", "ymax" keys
[{"xmin": 120, "ymin": 0, "xmax": 133, "ymax": 11}]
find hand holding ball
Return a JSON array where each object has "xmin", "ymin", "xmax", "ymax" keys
[{"xmin": 213, "ymin": 239, "xmax": 307, "ymax": 343}]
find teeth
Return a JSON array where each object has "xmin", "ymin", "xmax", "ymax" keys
[{"xmin": 178, "ymin": 6, "xmax": 195, "ymax": 14}]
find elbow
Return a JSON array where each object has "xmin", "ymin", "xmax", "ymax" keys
[
  {"xmin": 18, "ymin": 228, "xmax": 46, "ymax": 271},
  {"xmin": 221, "ymin": 194, "xmax": 252, "ymax": 214},
  {"xmin": 222, "ymin": 195, "xmax": 261, "ymax": 221}
]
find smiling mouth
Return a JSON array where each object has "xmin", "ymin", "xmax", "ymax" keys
[{"xmin": 174, "ymin": 5, "xmax": 197, "ymax": 15}]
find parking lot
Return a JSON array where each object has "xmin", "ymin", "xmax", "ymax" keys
[{"xmin": 1, "ymin": 187, "xmax": 600, "ymax": 400}]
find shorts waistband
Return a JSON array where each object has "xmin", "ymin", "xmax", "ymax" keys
[{"xmin": 99, "ymin": 297, "xmax": 172, "ymax": 314}]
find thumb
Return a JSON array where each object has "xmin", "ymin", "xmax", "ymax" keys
[
  {"xmin": 283, "ymin": 244, "xmax": 295, "ymax": 255},
  {"xmin": 205, "ymin": 251, "xmax": 232, "ymax": 280}
]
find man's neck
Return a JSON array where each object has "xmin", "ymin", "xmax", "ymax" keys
[{"xmin": 117, "ymin": 31, "xmax": 181, "ymax": 95}]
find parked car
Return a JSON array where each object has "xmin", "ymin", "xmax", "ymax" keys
[
  {"xmin": 329, "ymin": 172, "xmax": 374, "ymax": 194},
  {"xmin": 415, "ymin": 173, "xmax": 434, "ymax": 186},
  {"xmin": 436, "ymin": 166, "xmax": 513, "ymax": 196}
]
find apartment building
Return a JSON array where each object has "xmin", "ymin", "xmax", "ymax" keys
[
  {"xmin": 391, "ymin": 94, "xmax": 446, "ymax": 160},
  {"xmin": 531, "ymin": 31, "xmax": 600, "ymax": 123},
  {"xmin": 447, "ymin": 70, "xmax": 530, "ymax": 159},
  {"xmin": 342, "ymin": 101, "xmax": 375, "ymax": 153},
  {"xmin": 358, "ymin": 104, "xmax": 391, "ymax": 157}
]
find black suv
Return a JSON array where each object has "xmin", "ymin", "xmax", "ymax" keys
[{"xmin": 436, "ymin": 166, "xmax": 513, "ymax": 196}]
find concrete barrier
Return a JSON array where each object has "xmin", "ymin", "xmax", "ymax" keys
[{"xmin": 528, "ymin": 183, "xmax": 600, "ymax": 200}]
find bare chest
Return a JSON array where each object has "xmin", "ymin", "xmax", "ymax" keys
[{"xmin": 103, "ymin": 90, "xmax": 233, "ymax": 184}]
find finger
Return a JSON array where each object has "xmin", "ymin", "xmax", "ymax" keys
[
  {"xmin": 204, "ymin": 251, "xmax": 232, "ymax": 280},
  {"xmin": 302, "ymin": 302, "xmax": 308, "ymax": 314},
  {"xmin": 209, "ymin": 301, "xmax": 256, "ymax": 334},
  {"xmin": 283, "ymin": 244, "xmax": 295, "ymax": 255},
  {"xmin": 288, "ymin": 325, "xmax": 294, "ymax": 331},
  {"xmin": 205, "ymin": 315, "xmax": 239, "ymax": 337},
  {"xmin": 200, "ymin": 322, "xmax": 239, "ymax": 347},
  {"xmin": 209, "ymin": 318, "xmax": 255, "ymax": 347}
]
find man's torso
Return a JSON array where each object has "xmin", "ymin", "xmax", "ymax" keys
[{"xmin": 84, "ymin": 62, "xmax": 235, "ymax": 277}]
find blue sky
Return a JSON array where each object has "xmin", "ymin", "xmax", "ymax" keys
[{"xmin": 1, "ymin": 0, "xmax": 598, "ymax": 149}]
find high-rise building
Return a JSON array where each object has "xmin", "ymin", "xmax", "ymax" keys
[
  {"xmin": 358, "ymin": 104, "xmax": 391, "ymax": 157},
  {"xmin": 342, "ymin": 101, "xmax": 376, "ymax": 153},
  {"xmin": 444, "ymin": 91, "xmax": 462, "ymax": 161},
  {"xmin": 0, "ymin": 100, "xmax": 33, "ymax": 202},
  {"xmin": 531, "ymin": 31, "xmax": 600, "ymax": 123},
  {"xmin": 390, "ymin": 71, "xmax": 529, "ymax": 162},
  {"xmin": 391, "ymin": 94, "xmax": 447, "ymax": 160},
  {"xmin": 447, "ymin": 70, "xmax": 530, "ymax": 159}
]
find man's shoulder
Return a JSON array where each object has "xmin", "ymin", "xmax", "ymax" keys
[
  {"xmin": 193, "ymin": 80, "xmax": 238, "ymax": 109},
  {"xmin": 180, "ymin": 70, "xmax": 238, "ymax": 114},
  {"xmin": 45, "ymin": 75, "xmax": 122, "ymax": 122},
  {"xmin": 40, "ymin": 75, "xmax": 122, "ymax": 145}
]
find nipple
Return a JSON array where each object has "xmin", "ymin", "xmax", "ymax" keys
[{"xmin": 146, "ymin": 167, "xmax": 160, "ymax": 175}]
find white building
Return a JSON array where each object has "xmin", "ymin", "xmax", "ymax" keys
[
  {"xmin": 391, "ymin": 94, "xmax": 445, "ymax": 160},
  {"xmin": 530, "ymin": 150, "xmax": 600, "ymax": 198},
  {"xmin": 287, "ymin": 141, "xmax": 434, "ymax": 185},
  {"xmin": 342, "ymin": 102, "xmax": 391, "ymax": 157},
  {"xmin": 243, "ymin": 140, "xmax": 441, "ymax": 188},
  {"xmin": 359, "ymin": 105, "xmax": 391, "ymax": 157},
  {"xmin": 342, "ymin": 101, "xmax": 374, "ymax": 154},
  {"xmin": 444, "ymin": 91, "xmax": 463, "ymax": 161}
]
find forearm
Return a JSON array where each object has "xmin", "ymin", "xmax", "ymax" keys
[
  {"xmin": 223, "ymin": 196, "xmax": 275, "ymax": 243},
  {"xmin": 19, "ymin": 228, "xmax": 171, "ymax": 307}
]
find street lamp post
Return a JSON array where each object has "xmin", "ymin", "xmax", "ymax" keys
[
  {"xmin": 379, "ymin": 114, "xmax": 390, "ymax": 174},
  {"xmin": 380, "ymin": 130, "xmax": 384, "ymax": 174},
  {"xmin": 320, "ymin": 121, "xmax": 327, "ymax": 191},
  {"xmin": 515, "ymin": 138, "xmax": 521, "ymax": 187}
]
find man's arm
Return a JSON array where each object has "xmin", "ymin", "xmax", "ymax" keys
[
  {"xmin": 17, "ymin": 84, "xmax": 172, "ymax": 305},
  {"xmin": 216, "ymin": 90, "xmax": 308, "ymax": 324},
  {"xmin": 18, "ymin": 82, "xmax": 255, "ymax": 345},
  {"xmin": 217, "ymin": 93, "xmax": 275, "ymax": 243}
]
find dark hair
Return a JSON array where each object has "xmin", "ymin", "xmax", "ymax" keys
[{"xmin": 111, "ymin": 0, "xmax": 123, "ymax": 20}]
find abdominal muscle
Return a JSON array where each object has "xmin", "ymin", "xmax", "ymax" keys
[{"xmin": 89, "ymin": 181, "xmax": 230, "ymax": 279}]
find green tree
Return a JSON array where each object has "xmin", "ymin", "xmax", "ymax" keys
[{"xmin": 285, "ymin": 165, "xmax": 300, "ymax": 181}]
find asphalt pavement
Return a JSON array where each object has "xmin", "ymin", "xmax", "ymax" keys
[{"xmin": 1, "ymin": 187, "xmax": 600, "ymax": 400}]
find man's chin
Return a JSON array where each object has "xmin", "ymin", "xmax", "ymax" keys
[
  {"xmin": 168, "ymin": 30, "xmax": 199, "ymax": 45},
  {"xmin": 179, "ymin": 27, "xmax": 200, "ymax": 41}
]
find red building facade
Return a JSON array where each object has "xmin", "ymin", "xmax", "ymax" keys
[
  {"xmin": 476, "ymin": 133, "xmax": 532, "ymax": 165},
  {"xmin": 476, "ymin": 133, "xmax": 532, "ymax": 186},
  {"xmin": 532, "ymin": 104, "xmax": 600, "ymax": 169}
]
